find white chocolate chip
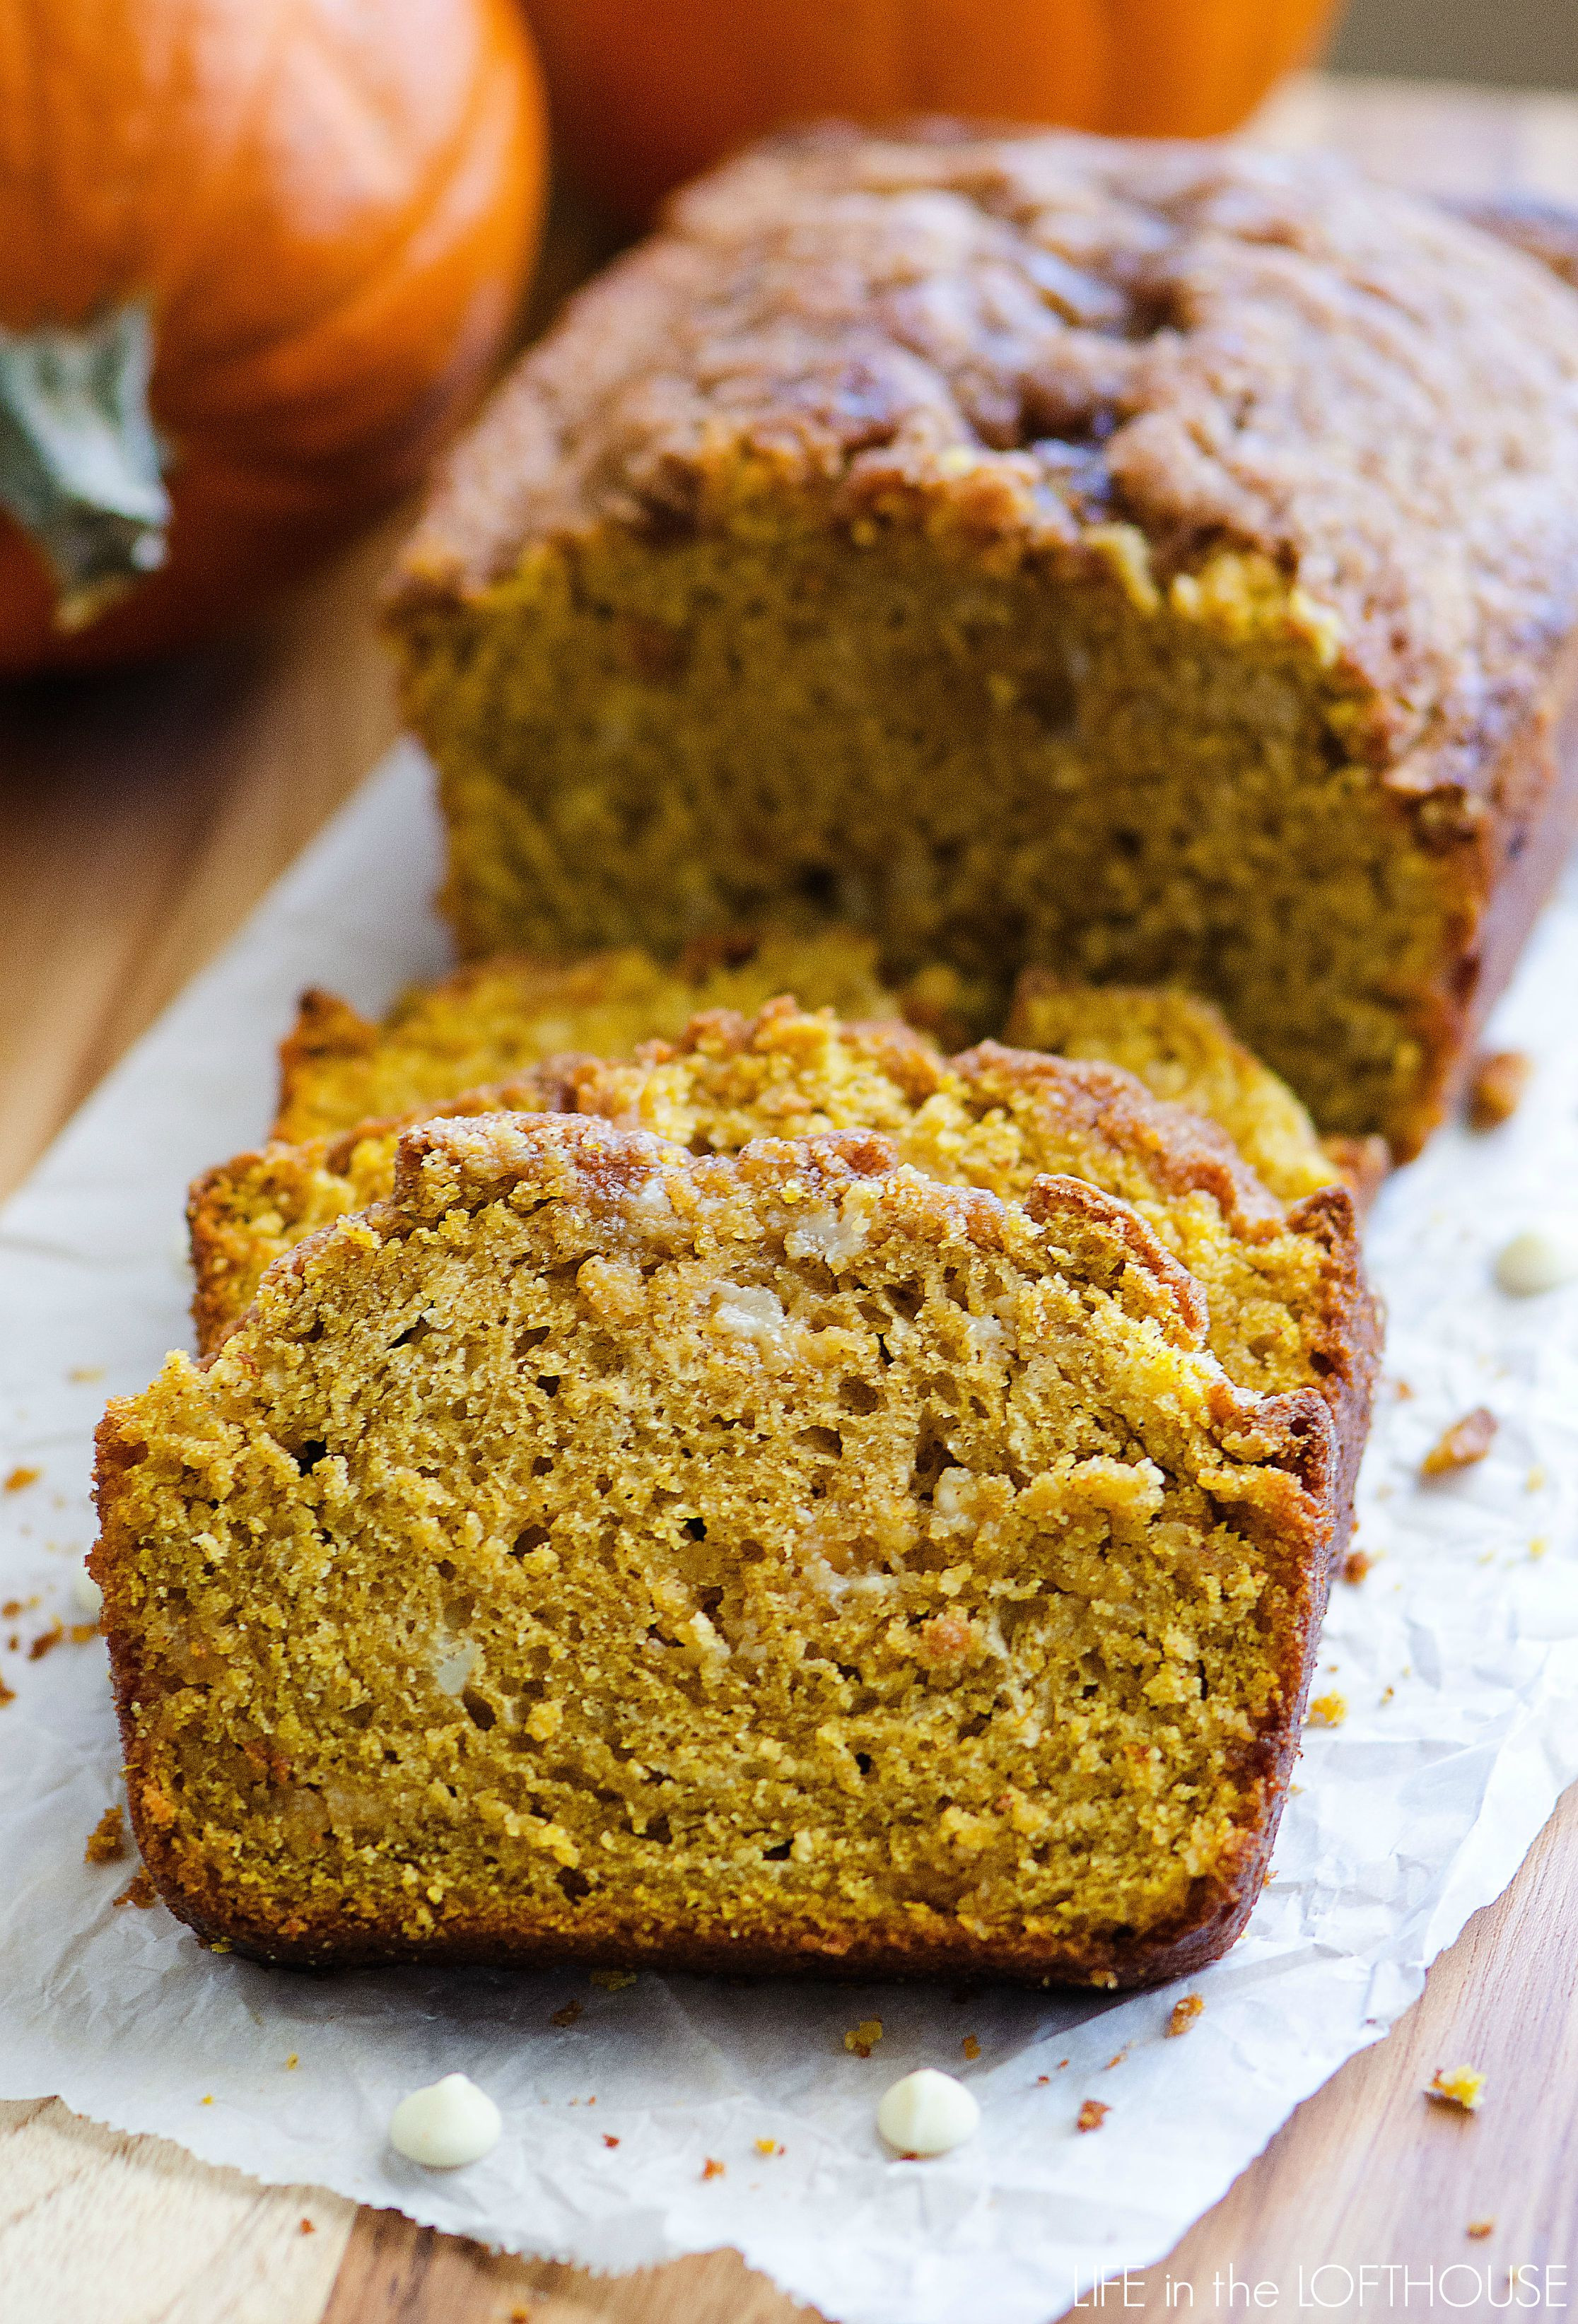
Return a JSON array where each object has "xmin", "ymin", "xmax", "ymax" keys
[
  {"xmin": 877, "ymin": 2067, "xmax": 981, "ymax": 2156},
  {"xmin": 433, "ymin": 1639, "xmax": 479, "ymax": 1697},
  {"xmin": 785, "ymin": 1201, "xmax": 869, "ymax": 1269},
  {"xmin": 389, "ymin": 2073, "xmax": 501, "ymax": 2167},
  {"xmin": 712, "ymin": 1284, "xmax": 790, "ymax": 1348},
  {"xmin": 1495, "ymin": 1228, "xmax": 1578, "ymax": 1297},
  {"xmin": 72, "ymin": 1566, "xmax": 103, "ymax": 1620}
]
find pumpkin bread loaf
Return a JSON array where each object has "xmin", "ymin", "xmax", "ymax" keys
[
  {"xmin": 188, "ymin": 999, "xmax": 1376, "ymax": 1544},
  {"xmin": 388, "ymin": 127, "xmax": 1578, "ymax": 1158},
  {"xmin": 99, "ymin": 1115, "xmax": 1340, "ymax": 1983}
]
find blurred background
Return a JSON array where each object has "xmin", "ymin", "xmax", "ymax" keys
[{"xmin": 1334, "ymin": 0, "xmax": 1578, "ymax": 89}]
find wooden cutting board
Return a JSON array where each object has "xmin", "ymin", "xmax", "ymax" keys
[{"xmin": 4, "ymin": 73, "xmax": 1577, "ymax": 2324}]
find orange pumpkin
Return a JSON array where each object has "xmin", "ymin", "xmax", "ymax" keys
[
  {"xmin": 525, "ymin": 0, "xmax": 1340, "ymax": 221},
  {"xmin": 0, "ymin": 0, "xmax": 546, "ymax": 673}
]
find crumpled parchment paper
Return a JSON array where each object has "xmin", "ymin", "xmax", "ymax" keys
[{"xmin": 3, "ymin": 742, "xmax": 1576, "ymax": 2324}]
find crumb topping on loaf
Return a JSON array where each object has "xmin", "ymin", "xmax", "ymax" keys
[
  {"xmin": 100, "ymin": 1117, "xmax": 1338, "ymax": 1983},
  {"xmin": 396, "ymin": 125, "xmax": 1578, "ymax": 784}
]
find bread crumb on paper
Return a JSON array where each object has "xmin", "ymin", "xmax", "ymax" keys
[
  {"xmin": 112, "ymin": 1872, "xmax": 156, "ymax": 1910},
  {"xmin": 550, "ymin": 2000, "xmax": 583, "ymax": 2028},
  {"xmin": 1343, "ymin": 1548, "xmax": 1374, "ymax": 1584},
  {"xmin": 1308, "ymin": 1692, "xmax": 1347, "ymax": 1727},
  {"xmin": 1077, "ymin": 2100, "xmax": 1110, "ymax": 2133},
  {"xmin": 84, "ymin": 1805, "xmax": 127, "ymax": 1865},
  {"xmin": 1429, "ymin": 2065, "xmax": 1486, "ymax": 2113},
  {"xmin": 1468, "ymin": 1050, "xmax": 1532, "ymax": 1130},
  {"xmin": 590, "ymin": 1968, "xmax": 636, "ymax": 1991},
  {"xmin": 1167, "ymin": 1994, "xmax": 1205, "ymax": 2037},
  {"xmin": 846, "ymin": 2018, "xmax": 883, "ymax": 2058},
  {"xmin": 701, "ymin": 2156, "xmax": 725, "ymax": 2180},
  {"xmin": 962, "ymin": 2035, "xmax": 981, "ymax": 2061},
  {"xmin": 1421, "ymin": 1407, "xmax": 1497, "ymax": 1476},
  {"xmin": 4, "ymin": 1466, "xmax": 40, "ymax": 1493},
  {"xmin": 1468, "ymin": 2220, "xmax": 1495, "ymax": 2239}
]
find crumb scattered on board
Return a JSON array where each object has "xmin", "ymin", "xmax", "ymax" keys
[
  {"xmin": 84, "ymin": 1805, "xmax": 127, "ymax": 1865},
  {"xmin": 1167, "ymin": 1994, "xmax": 1205, "ymax": 2037},
  {"xmin": 1308, "ymin": 1692, "xmax": 1347, "ymax": 1727},
  {"xmin": 1422, "ymin": 1407, "xmax": 1498, "ymax": 1477},
  {"xmin": 1468, "ymin": 1049, "xmax": 1532, "ymax": 1130},
  {"xmin": 845, "ymin": 2018, "xmax": 883, "ymax": 2058},
  {"xmin": 1429, "ymin": 2065, "xmax": 1486, "ymax": 2113},
  {"xmin": 1076, "ymin": 2100, "xmax": 1109, "ymax": 2133}
]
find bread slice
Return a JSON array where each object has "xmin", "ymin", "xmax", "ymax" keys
[
  {"xmin": 99, "ymin": 1115, "xmax": 1339, "ymax": 1983},
  {"xmin": 274, "ymin": 927, "xmax": 899, "ymax": 1143}
]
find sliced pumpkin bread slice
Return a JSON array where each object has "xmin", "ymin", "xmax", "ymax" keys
[{"xmin": 101, "ymin": 1116, "xmax": 1339, "ymax": 1984}]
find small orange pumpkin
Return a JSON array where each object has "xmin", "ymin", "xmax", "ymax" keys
[
  {"xmin": 525, "ymin": 0, "xmax": 1340, "ymax": 221},
  {"xmin": 0, "ymin": 0, "xmax": 547, "ymax": 673}
]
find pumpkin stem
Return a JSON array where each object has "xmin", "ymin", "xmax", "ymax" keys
[{"xmin": 0, "ymin": 304, "xmax": 170, "ymax": 631}]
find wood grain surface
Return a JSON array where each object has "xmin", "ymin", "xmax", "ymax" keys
[{"xmin": 2, "ymin": 74, "xmax": 1577, "ymax": 2324}]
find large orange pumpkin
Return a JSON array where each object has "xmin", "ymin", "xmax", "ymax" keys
[
  {"xmin": 0, "ymin": 0, "xmax": 546, "ymax": 673},
  {"xmin": 525, "ymin": 0, "xmax": 1340, "ymax": 221}
]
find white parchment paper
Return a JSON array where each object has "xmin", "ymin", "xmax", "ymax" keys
[{"xmin": 4, "ymin": 740, "xmax": 1577, "ymax": 2324}]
